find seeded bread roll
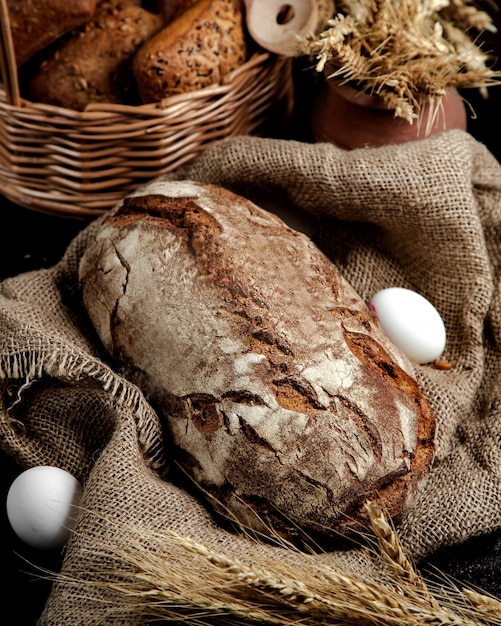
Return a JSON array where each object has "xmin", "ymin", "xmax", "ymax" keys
[
  {"xmin": 7, "ymin": 0, "xmax": 97, "ymax": 67},
  {"xmin": 132, "ymin": 0, "xmax": 247, "ymax": 103},
  {"xmin": 79, "ymin": 180, "xmax": 436, "ymax": 543},
  {"xmin": 27, "ymin": 0, "xmax": 163, "ymax": 110}
]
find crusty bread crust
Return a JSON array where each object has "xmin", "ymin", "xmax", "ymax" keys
[
  {"xmin": 7, "ymin": 0, "xmax": 97, "ymax": 67},
  {"xmin": 132, "ymin": 0, "xmax": 247, "ymax": 103},
  {"xmin": 79, "ymin": 180, "xmax": 435, "ymax": 543},
  {"xmin": 28, "ymin": 0, "xmax": 163, "ymax": 110}
]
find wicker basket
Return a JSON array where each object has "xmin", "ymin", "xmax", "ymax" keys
[{"xmin": 0, "ymin": 0, "xmax": 294, "ymax": 219}]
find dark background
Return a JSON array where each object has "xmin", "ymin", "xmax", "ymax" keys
[{"xmin": 2, "ymin": 9, "xmax": 501, "ymax": 623}]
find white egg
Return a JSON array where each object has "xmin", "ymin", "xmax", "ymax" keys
[
  {"xmin": 370, "ymin": 287, "xmax": 446, "ymax": 364},
  {"xmin": 6, "ymin": 466, "xmax": 83, "ymax": 550}
]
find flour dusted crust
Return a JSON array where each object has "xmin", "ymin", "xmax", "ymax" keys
[{"xmin": 79, "ymin": 180, "xmax": 435, "ymax": 542}]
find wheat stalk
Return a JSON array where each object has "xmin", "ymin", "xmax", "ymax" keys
[
  {"xmin": 363, "ymin": 501, "xmax": 425, "ymax": 588},
  {"xmin": 41, "ymin": 502, "xmax": 501, "ymax": 625},
  {"xmin": 463, "ymin": 589, "xmax": 501, "ymax": 619},
  {"xmin": 299, "ymin": 0, "xmax": 501, "ymax": 121}
]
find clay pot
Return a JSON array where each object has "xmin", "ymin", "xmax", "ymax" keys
[{"xmin": 310, "ymin": 80, "xmax": 467, "ymax": 149}]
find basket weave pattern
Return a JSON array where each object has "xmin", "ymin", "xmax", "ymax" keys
[{"xmin": 0, "ymin": 0, "xmax": 293, "ymax": 218}]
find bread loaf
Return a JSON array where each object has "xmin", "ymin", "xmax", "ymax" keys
[
  {"xmin": 132, "ymin": 0, "xmax": 247, "ymax": 103},
  {"xmin": 28, "ymin": 0, "xmax": 163, "ymax": 110},
  {"xmin": 7, "ymin": 0, "xmax": 97, "ymax": 67},
  {"xmin": 79, "ymin": 180, "xmax": 435, "ymax": 543}
]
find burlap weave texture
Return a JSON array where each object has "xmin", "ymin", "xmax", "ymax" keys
[{"xmin": 1, "ymin": 129, "xmax": 501, "ymax": 623}]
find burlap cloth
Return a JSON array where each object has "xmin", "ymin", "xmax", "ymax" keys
[{"xmin": 2, "ymin": 129, "xmax": 501, "ymax": 623}]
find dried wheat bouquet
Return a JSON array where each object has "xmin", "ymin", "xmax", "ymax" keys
[{"xmin": 299, "ymin": 0, "xmax": 501, "ymax": 121}]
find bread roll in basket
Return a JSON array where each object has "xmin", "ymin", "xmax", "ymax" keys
[{"xmin": 0, "ymin": 0, "xmax": 293, "ymax": 218}]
